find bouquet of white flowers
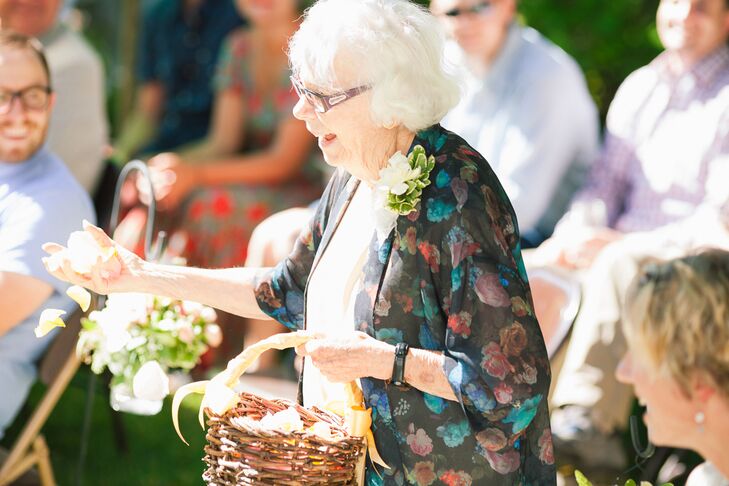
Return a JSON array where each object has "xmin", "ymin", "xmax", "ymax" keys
[{"xmin": 77, "ymin": 293, "xmax": 221, "ymax": 415}]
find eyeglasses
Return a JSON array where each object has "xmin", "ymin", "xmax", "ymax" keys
[
  {"xmin": 0, "ymin": 86, "xmax": 53, "ymax": 115},
  {"xmin": 442, "ymin": 1, "xmax": 493, "ymax": 17},
  {"xmin": 290, "ymin": 76, "xmax": 370, "ymax": 114}
]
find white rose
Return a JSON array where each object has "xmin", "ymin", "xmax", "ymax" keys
[
  {"xmin": 181, "ymin": 300, "xmax": 204, "ymax": 317},
  {"xmin": 376, "ymin": 152, "xmax": 420, "ymax": 196},
  {"xmin": 132, "ymin": 361, "xmax": 170, "ymax": 401},
  {"xmin": 200, "ymin": 306, "xmax": 218, "ymax": 323},
  {"xmin": 204, "ymin": 323, "xmax": 223, "ymax": 348},
  {"xmin": 177, "ymin": 322, "xmax": 195, "ymax": 344}
]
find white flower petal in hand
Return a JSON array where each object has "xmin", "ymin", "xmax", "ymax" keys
[
  {"xmin": 66, "ymin": 230, "xmax": 120, "ymax": 277},
  {"xmin": 66, "ymin": 285, "xmax": 91, "ymax": 312},
  {"xmin": 132, "ymin": 360, "xmax": 170, "ymax": 401},
  {"xmin": 67, "ymin": 231, "xmax": 104, "ymax": 274},
  {"xmin": 35, "ymin": 308, "xmax": 66, "ymax": 338}
]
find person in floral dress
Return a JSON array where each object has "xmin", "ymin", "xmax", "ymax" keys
[
  {"xmin": 118, "ymin": 0, "xmax": 322, "ymax": 268},
  {"xmin": 45, "ymin": 0, "xmax": 555, "ymax": 483}
]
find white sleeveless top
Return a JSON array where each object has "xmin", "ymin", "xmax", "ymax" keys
[{"xmin": 303, "ymin": 180, "xmax": 375, "ymax": 408}]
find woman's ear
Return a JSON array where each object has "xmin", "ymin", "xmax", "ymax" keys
[{"xmin": 690, "ymin": 372, "xmax": 717, "ymax": 404}]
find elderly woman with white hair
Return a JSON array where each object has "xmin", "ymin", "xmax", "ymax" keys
[{"xmin": 42, "ymin": 0, "xmax": 555, "ymax": 483}]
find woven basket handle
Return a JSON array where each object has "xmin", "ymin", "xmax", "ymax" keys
[{"xmin": 215, "ymin": 330, "xmax": 323, "ymax": 387}]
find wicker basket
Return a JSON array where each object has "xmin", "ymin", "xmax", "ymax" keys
[{"xmin": 202, "ymin": 391, "xmax": 367, "ymax": 485}]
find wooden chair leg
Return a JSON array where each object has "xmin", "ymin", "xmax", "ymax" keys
[
  {"xmin": 34, "ymin": 436, "xmax": 56, "ymax": 486},
  {"xmin": 0, "ymin": 351, "xmax": 81, "ymax": 485}
]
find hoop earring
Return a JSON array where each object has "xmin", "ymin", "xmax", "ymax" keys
[{"xmin": 383, "ymin": 120, "xmax": 397, "ymax": 130}]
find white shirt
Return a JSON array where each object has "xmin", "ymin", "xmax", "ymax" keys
[
  {"xmin": 565, "ymin": 45, "xmax": 729, "ymax": 232},
  {"xmin": 687, "ymin": 462, "xmax": 729, "ymax": 486},
  {"xmin": 303, "ymin": 180, "xmax": 375, "ymax": 408},
  {"xmin": 442, "ymin": 24, "xmax": 598, "ymax": 236}
]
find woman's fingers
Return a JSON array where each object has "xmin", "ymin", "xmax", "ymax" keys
[
  {"xmin": 82, "ymin": 219, "xmax": 114, "ymax": 248},
  {"xmin": 58, "ymin": 256, "xmax": 91, "ymax": 287},
  {"xmin": 42, "ymin": 242, "xmax": 65, "ymax": 255}
]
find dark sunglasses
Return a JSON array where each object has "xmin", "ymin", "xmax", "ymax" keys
[{"xmin": 443, "ymin": 1, "xmax": 493, "ymax": 17}]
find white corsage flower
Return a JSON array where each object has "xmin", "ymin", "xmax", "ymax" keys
[{"xmin": 372, "ymin": 145, "xmax": 435, "ymax": 242}]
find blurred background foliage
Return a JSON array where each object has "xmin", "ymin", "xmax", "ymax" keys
[
  {"xmin": 76, "ymin": 0, "xmax": 663, "ymax": 130},
  {"xmin": 517, "ymin": 0, "xmax": 662, "ymax": 119}
]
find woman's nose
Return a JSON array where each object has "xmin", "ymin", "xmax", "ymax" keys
[{"xmin": 292, "ymin": 96, "xmax": 314, "ymax": 121}]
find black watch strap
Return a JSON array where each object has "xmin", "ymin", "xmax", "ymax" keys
[{"xmin": 391, "ymin": 342, "xmax": 410, "ymax": 388}]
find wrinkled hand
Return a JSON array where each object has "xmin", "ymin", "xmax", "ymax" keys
[
  {"xmin": 295, "ymin": 332, "xmax": 394, "ymax": 383},
  {"xmin": 42, "ymin": 220, "xmax": 147, "ymax": 295},
  {"xmin": 143, "ymin": 153, "xmax": 198, "ymax": 210}
]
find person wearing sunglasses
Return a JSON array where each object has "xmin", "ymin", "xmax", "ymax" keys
[
  {"xmin": 44, "ymin": 0, "xmax": 557, "ymax": 483},
  {"xmin": 0, "ymin": 31, "xmax": 94, "ymax": 443},
  {"xmin": 430, "ymin": 0, "xmax": 598, "ymax": 249}
]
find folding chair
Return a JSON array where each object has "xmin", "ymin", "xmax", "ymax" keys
[
  {"xmin": 0, "ymin": 309, "xmax": 84, "ymax": 486},
  {"xmin": 528, "ymin": 266, "xmax": 581, "ymax": 359}
]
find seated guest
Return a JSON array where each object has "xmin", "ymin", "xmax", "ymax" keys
[
  {"xmin": 533, "ymin": 0, "xmax": 729, "ymax": 469},
  {"xmin": 113, "ymin": 0, "xmax": 244, "ymax": 160},
  {"xmin": 0, "ymin": 31, "xmax": 94, "ymax": 439},
  {"xmin": 430, "ymin": 0, "xmax": 599, "ymax": 247},
  {"xmin": 0, "ymin": 0, "xmax": 109, "ymax": 194},
  {"xmin": 117, "ymin": 0, "xmax": 322, "ymax": 269},
  {"xmin": 617, "ymin": 249, "xmax": 729, "ymax": 485}
]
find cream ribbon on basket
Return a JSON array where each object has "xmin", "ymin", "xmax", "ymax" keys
[{"xmin": 171, "ymin": 330, "xmax": 389, "ymax": 470}]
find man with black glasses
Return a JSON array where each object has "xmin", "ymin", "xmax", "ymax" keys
[{"xmin": 0, "ymin": 31, "xmax": 93, "ymax": 440}]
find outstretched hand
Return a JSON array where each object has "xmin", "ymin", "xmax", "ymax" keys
[{"xmin": 42, "ymin": 220, "xmax": 147, "ymax": 295}]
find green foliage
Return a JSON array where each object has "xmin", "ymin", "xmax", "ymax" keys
[
  {"xmin": 575, "ymin": 469, "xmax": 594, "ymax": 486},
  {"xmin": 519, "ymin": 0, "xmax": 662, "ymax": 119},
  {"xmin": 2, "ymin": 372, "xmax": 210, "ymax": 485},
  {"xmin": 576, "ymin": 470, "xmax": 675, "ymax": 486}
]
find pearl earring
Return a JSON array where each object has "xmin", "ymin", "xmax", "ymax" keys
[{"xmin": 694, "ymin": 411, "xmax": 705, "ymax": 433}]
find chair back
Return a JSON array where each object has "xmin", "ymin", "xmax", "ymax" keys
[{"xmin": 528, "ymin": 267, "xmax": 581, "ymax": 359}]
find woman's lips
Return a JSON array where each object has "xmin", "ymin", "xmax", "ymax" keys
[{"xmin": 318, "ymin": 133, "xmax": 337, "ymax": 148}]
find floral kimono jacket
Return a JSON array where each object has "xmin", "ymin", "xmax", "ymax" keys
[{"xmin": 255, "ymin": 125, "xmax": 556, "ymax": 485}]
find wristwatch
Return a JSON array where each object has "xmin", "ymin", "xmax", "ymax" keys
[{"xmin": 391, "ymin": 342, "xmax": 410, "ymax": 388}]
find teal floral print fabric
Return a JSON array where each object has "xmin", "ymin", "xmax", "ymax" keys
[{"xmin": 255, "ymin": 125, "xmax": 556, "ymax": 485}]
